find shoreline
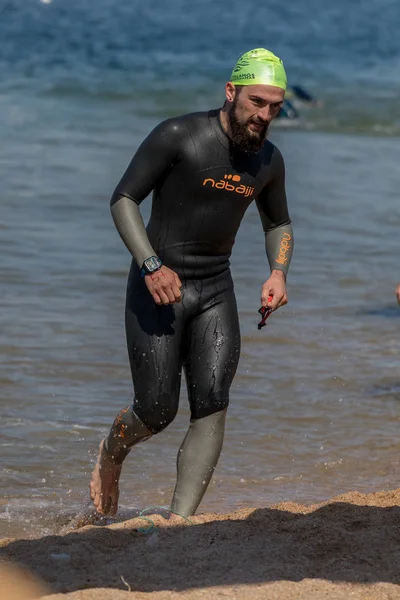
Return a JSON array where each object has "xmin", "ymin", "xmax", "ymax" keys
[{"xmin": 1, "ymin": 488, "xmax": 400, "ymax": 599}]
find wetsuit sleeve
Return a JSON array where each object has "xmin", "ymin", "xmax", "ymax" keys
[
  {"xmin": 256, "ymin": 146, "xmax": 293, "ymax": 277},
  {"xmin": 110, "ymin": 119, "xmax": 185, "ymax": 267}
]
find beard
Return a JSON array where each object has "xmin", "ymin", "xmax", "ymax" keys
[{"xmin": 227, "ymin": 97, "xmax": 269, "ymax": 153}]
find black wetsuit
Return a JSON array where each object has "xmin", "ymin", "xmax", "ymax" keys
[
  {"xmin": 110, "ymin": 109, "xmax": 291, "ymax": 433},
  {"xmin": 102, "ymin": 108, "xmax": 292, "ymax": 516}
]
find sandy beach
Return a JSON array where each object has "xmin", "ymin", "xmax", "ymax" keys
[{"xmin": 1, "ymin": 488, "xmax": 400, "ymax": 600}]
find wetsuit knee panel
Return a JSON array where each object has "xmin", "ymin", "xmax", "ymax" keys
[
  {"xmin": 190, "ymin": 392, "xmax": 230, "ymax": 421},
  {"xmin": 134, "ymin": 392, "xmax": 179, "ymax": 434}
]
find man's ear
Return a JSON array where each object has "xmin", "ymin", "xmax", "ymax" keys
[{"xmin": 225, "ymin": 82, "xmax": 236, "ymax": 103}]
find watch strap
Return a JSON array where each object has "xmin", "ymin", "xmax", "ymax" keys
[{"xmin": 140, "ymin": 256, "xmax": 163, "ymax": 278}]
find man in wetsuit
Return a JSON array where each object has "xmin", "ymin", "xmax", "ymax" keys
[{"xmin": 90, "ymin": 48, "xmax": 294, "ymax": 517}]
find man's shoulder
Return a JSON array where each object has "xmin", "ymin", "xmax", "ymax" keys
[
  {"xmin": 260, "ymin": 139, "xmax": 284, "ymax": 165},
  {"xmin": 148, "ymin": 111, "xmax": 216, "ymax": 151},
  {"xmin": 158, "ymin": 110, "xmax": 213, "ymax": 131},
  {"xmin": 262, "ymin": 138, "xmax": 280, "ymax": 155}
]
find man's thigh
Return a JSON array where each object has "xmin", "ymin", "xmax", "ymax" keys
[
  {"xmin": 125, "ymin": 267, "xmax": 186, "ymax": 428},
  {"xmin": 184, "ymin": 290, "xmax": 241, "ymax": 420}
]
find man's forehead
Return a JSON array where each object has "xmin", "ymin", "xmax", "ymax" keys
[{"xmin": 239, "ymin": 84, "xmax": 285, "ymax": 100}]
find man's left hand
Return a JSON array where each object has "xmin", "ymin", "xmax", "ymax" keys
[{"xmin": 261, "ymin": 270, "xmax": 288, "ymax": 311}]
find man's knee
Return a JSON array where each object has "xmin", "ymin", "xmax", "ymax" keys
[
  {"xmin": 190, "ymin": 391, "xmax": 229, "ymax": 421},
  {"xmin": 134, "ymin": 392, "xmax": 179, "ymax": 433}
]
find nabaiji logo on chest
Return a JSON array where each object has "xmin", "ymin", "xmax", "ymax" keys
[{"xmin": 202, "ymin": 174, "xmax": 254, "ymax": 198}]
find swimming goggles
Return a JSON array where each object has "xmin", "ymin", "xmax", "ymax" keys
[{"xmin": 257, "ymin": 295, "xmax": 273, "ymax": 330}]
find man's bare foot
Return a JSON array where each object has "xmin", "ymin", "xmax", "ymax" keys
[{"xmin": 90, "ymin": 440, "xmax": 122, "ymax": 516}]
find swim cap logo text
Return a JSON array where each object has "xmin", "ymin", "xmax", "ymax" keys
[
  {"xmin": 276, "ymin": 232, "xmax": 292, "ymax": 266},
  {"xmin": 202, "ymin": 174, "xmax": 254, "ymax": 198},
  {"xmin": 232, "ymin": 73, "xmax": 256, "ymax": 81}
]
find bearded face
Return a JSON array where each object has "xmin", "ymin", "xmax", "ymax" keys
[{"xmin": 227, "ymin": 92, "xmax": 270, "ymax": 153}]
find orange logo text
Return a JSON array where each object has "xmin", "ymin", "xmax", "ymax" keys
[
  {"xmin": 202, "ymin": 174, "xmax": 254, "ymax": 198},
  {"xmin": 276, "ymin": 232, "xmax": 292, "ymax": 266}
]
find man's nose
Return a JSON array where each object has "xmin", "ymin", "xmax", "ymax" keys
[{"xmin": 257, "ymin": 106, "xmax": 272, "ymax": 122}]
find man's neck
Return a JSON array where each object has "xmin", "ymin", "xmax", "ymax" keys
[{"xmin": 218, "ymin": 107, "xmax": 231, "ymax": 139}]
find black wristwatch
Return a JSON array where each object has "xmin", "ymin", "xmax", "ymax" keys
[{"xmin": 140, "ymin": 256, "xmax": 163, "ymax": 278}]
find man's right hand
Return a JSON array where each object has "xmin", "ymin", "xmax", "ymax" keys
[
  {"xmin": 396, "ymin": 283, "xmax": 400, "ymax": 305},
  {"xmin": 144, "ymin": 266, "xmax": 182, "ymax": 305}
]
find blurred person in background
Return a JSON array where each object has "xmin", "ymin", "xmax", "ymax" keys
[{"xmin": 277, "ymin": 84, "xmax": 321, "ymax": 120}]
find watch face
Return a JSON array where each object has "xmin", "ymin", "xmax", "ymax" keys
[{"xmin": 144, "ymin": 256, "xmax": 162, "ymax": 273}]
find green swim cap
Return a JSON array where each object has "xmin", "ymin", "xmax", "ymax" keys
[{"xmin": 230, "ymin": 48, "xmax": 287, "ymax": 90}]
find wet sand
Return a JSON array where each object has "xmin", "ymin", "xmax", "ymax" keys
[{"xmin": 1, "ymin": 488, "xmax": 400, "ymax": 600}]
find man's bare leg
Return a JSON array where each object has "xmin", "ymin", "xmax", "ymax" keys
[
  {"xmin": 89, "ymin": 405, "xmax": 153, "ymax": 515},
  {"xmin": 90, "ymin": 440, "xmax": 122, "ymax": 515}
]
